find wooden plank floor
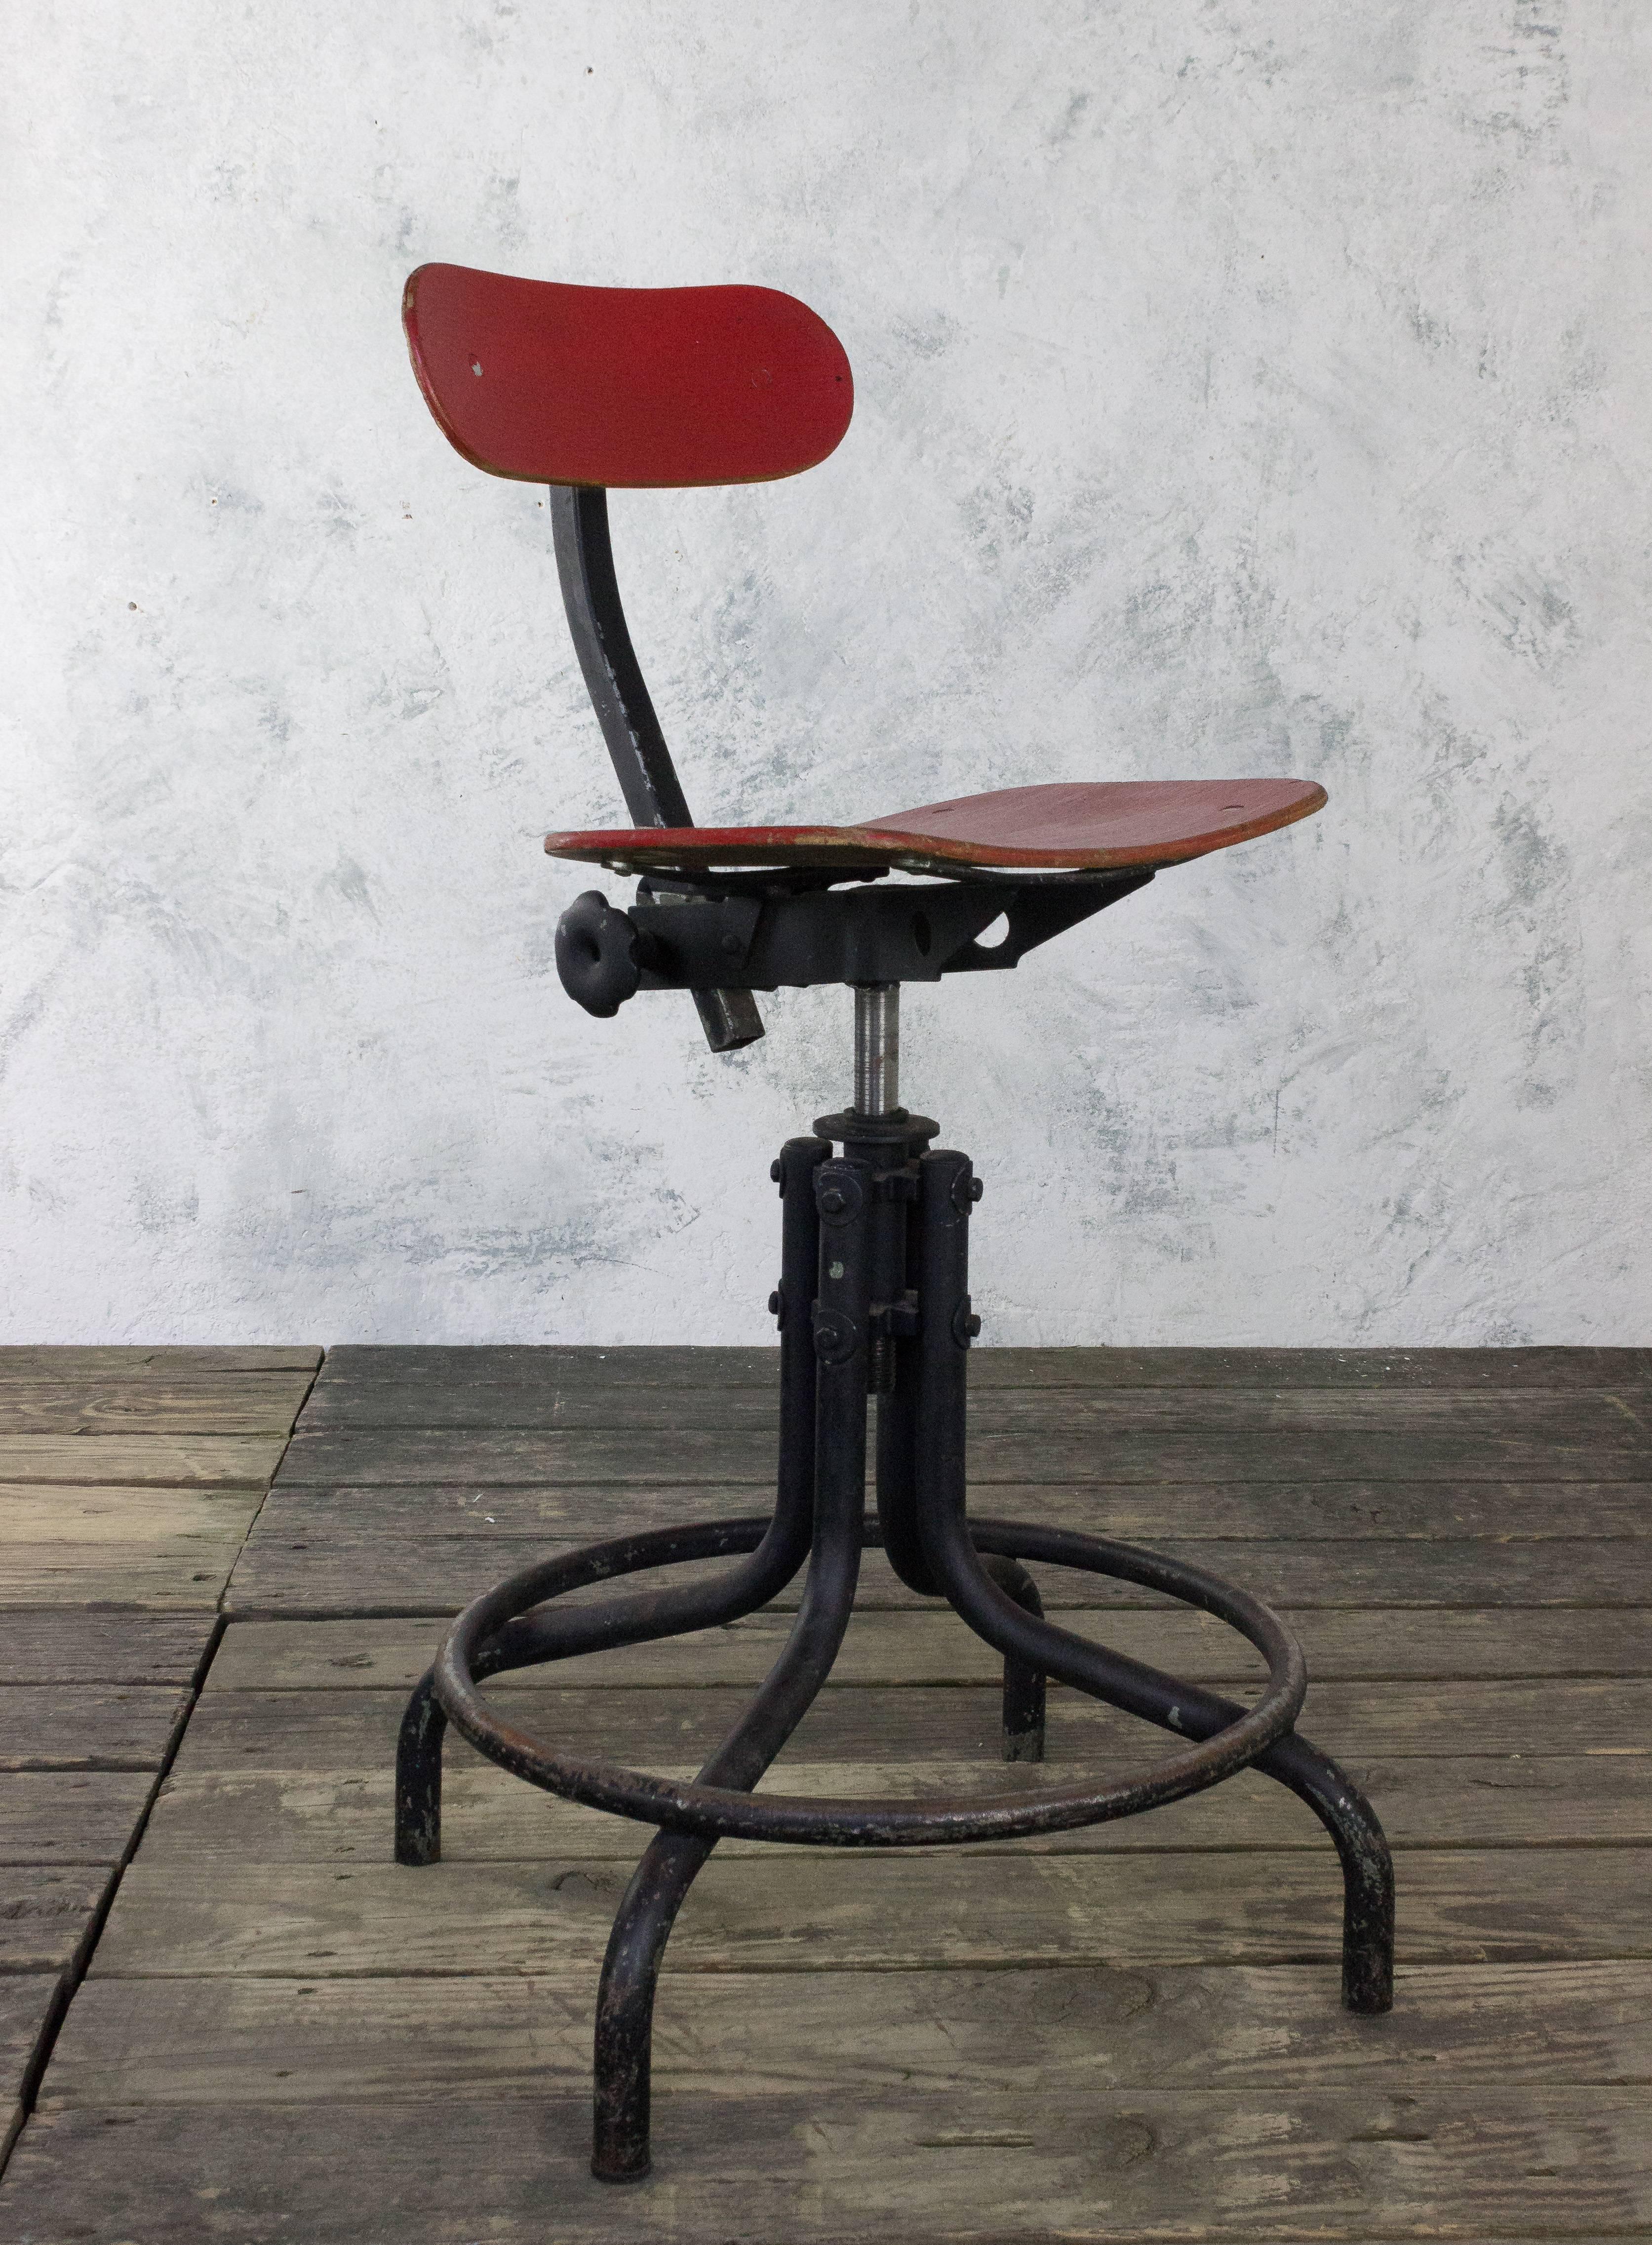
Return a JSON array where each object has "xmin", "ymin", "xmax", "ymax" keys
[
  {"xmin": 1, "ymin": 1345, "xmax": 1650, "ymax": 2240},
  {"xmin": 0, "ymin": 1346, "xmax": 319, "ymax": 2169}
]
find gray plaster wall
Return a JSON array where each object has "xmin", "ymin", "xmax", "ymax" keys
[{"xmin": 3, "ymin": 1, "xmax": 1648, "ymax": 1344}]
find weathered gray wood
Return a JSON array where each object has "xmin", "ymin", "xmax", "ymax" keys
[
  {"xmin": 138, "ymin": 1751, "xmax": 1652, "ymax": 1866},
  {"xmin": 293, "ymin": 1378, "xmax": 1652, "ymax": 1441},
  {"xmin": 205, "ymin": 1606, "xmax": 1652, "ymax": 1694},
  {"xmin": 0, "ymin": 1376, "xmax": 315, "ymax": 1436},
  {"xmin": 223, "ymin": 1531, "xmax": 1652, "ymax": 1617},
  {"xmin": 0, "ymin": 1348, "xmax": 320, "ymax": 1380},
  {"xmin": 0, "ymin": 1686, "xmax": 190, "ymax": 1772},
  {"xmin": 0, "ymin": 1546, "xmax": 244, "ymax": 1609},
  {"xmin": 16, "ymin": 1341, "xmax": 1652, "ymax": 2242},
  {"xmin": 273, "ymin": 1403, "xmax": 1652, "ymax": 1487},
  {"xmin": 0, "ymin": 1611, "xmax": 213, "ymax": 1687},
  {"xmin": 317, "ymin": 1344, "xmax": 776, "ymax": 1386},
  {"xmin": 0, "ymin": 1870, "xmax": 109, "ymax": 1974},
  {"xmin": 39, "ymin": 1960, "xmax": 1652, "ymax": 2110},
  {"xmin": 88, "ymin": 1848, "xmax": 1652, "ymax": 1980},
  {"xmin": 0, "ymin": 1488, "xmax": 262, "ymax": 1542},
  {"xmin": 0, "ymin": 1773, "xmax": 155, "ymax": 1865},
  {"xmin": 315, "ymin": 1341, "xmax": 1652, "ymax": 1390},
  {"xmin": 246, "ymin": 1475, "xmax": 1652, "ymax": 1544},
  {"xmin": 298, "ymin": 1382, "xmax": 788, "ymax": 1432},
  {"xmin": 166, "ymin": 1675, "xmax": 1652, "ymax": 1773},
  {"xmin": 208, "ymin": 1607, "xmax": 1265, "ymax": 1694},
  {"xmin": 0, "ymin": 1975, "xmax": 61, "ymax": 2166},
  {"xmin": 0, "ymin": 1345, "xmax": 320, "ymax": 2181},
  {"xmin": 0, "ymin": 1482, "xmax": 265, "ymax": 1615},
  {"xmin": 8, "ymin": 2089, "xmax": 1652, "ymax": 2245},
  {"xmin": 0, "ymin": 1435, "xmax": 289, "ymax": 1489}
]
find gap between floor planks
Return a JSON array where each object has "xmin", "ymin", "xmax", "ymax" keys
[{"xmin": 0, "ymin": 1349, "xmax": 318, "ymax": 2175}]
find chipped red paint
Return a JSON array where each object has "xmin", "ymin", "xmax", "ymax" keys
[{"xmin": 545, "ymin": 777, "xmax": 1328, "ymax": 874}]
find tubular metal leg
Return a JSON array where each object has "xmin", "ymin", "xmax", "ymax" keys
[
  {"xmin": 910, "ymin": 1145, "xmax": 1396, "ymax": 2014},
  {"xmin": 590, "ymin": 1150, "xmax": 876, "ymax": 2181},
  {"xmin": 1259, "ymin": 1732, "xmax": 1396, "ymax": 2012},
  {"xmin": 872, "ymin": 1131, "xmax": 1045, "ymax": 1766},
  {"xmin": 980, "ymin": 1554, "xmax": 1046, "ymax": 1761},
  {"xmin": 392, "ymin": 1135, "xmax": 828, "ymax": 1870},
  {"xmin": 393, "ymin": 1672, "xmax": 447, "ymax": 1867}
]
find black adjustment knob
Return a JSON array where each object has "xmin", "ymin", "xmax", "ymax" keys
[{"xmin": 554, "ymin": 891, "xmax": 651, "ymax": 1019}]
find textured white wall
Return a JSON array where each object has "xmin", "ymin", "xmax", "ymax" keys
[{"xmin": 3, "ymin": 1, "xmax": 1649, "ymax": 1344}]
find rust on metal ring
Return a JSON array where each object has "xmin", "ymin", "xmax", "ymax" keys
[{"xmin": 431, "ymin": 1515, "xmax": 1307, "ymax": 1848}]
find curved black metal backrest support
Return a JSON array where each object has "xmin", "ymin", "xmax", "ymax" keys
[
  {"xmin": 549, "ymin": 486, "xmax": 692, "ymax": 828},
  {"xmin": 549, "ymin": 483, "xmax": 764, "ymax": 1053}
]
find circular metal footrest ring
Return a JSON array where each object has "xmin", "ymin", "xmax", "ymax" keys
[{"xmin": 432, "ymin": 1516, "xmax": 1307, "ymax": 1848}]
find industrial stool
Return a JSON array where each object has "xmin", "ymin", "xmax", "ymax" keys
[{"xmin": 392, "ymin": 262, "xmax": 1395, "ymax": 2184}]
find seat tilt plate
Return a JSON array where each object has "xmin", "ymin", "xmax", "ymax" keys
[{"xmin": 554, "ymin": 868, "xmax": 1152, "ymax": 1018}]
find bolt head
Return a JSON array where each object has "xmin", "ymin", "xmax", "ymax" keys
[
  {"xmin": 769, "ymin": 1158, "xmax": 783, "ymax": 1185},
  {"xmin": 820, "ymin": 1187, "xmax": 847, "ymax": 1214},
  {"xmin": 767, "ymin": 1290, "xmax": 782, "ymax": 1318},
  {"xmin": 970, "ymin": 1177, "xmax": 984, "ymax": 1203}
]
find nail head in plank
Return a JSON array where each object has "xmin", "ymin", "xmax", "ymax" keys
[{"xmin": 0, "ymin": 1548, "xmax": 246, "ymax": 1609}]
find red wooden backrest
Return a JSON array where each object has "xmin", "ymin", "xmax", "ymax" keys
[{"xmin": 402, "ymin": 264, "xmax": 854, "ymax": 488}]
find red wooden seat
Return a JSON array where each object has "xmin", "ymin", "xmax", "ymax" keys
[{"xmin": 546, "ymin": 777, "xmax": 1326, "ymax": 877}]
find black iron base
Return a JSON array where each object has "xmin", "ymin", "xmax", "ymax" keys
[{"xmin": 393, "ymin": 1120, "xmax": 1395, "ymax": 2185}]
